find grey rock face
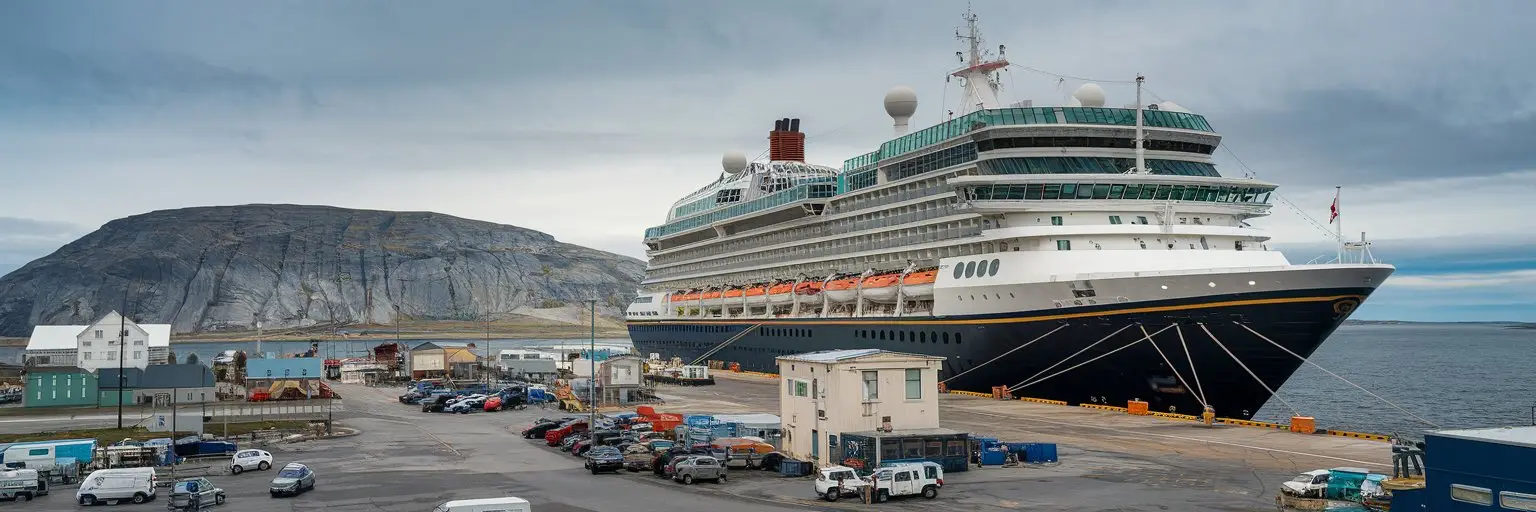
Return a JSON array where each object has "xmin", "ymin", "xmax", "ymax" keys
[{"xmin": 0, "ymin": 205, "xmax": 645, "ymax": 336}]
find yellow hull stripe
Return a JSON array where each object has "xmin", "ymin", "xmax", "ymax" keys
[{"xmin": 628, "ymin": 294, "xmax": 1365, "ymax": 327}]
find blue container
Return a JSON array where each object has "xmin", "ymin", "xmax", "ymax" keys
[
  {"xmin": 1025, "ymin": 443, "xmax": 1058, "ymax": 463},
  {"xmin": 980, "ymin": 448, "xmax": 1007, "ymax": 466},
  {"xmin": 779, "ymin": 459, "xmax": 808, "ymax": 477},
  {"xmin": 685, "ymin": 415, "xmax": 714, "ymax": 428}
]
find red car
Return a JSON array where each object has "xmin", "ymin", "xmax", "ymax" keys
[
  {"xmin": 484, "ymin": 397, "xmax": 503, "ymax": 412},
  {"xmin": 544, "ymin": 421, "xmax": 588, "ymax": 446}
]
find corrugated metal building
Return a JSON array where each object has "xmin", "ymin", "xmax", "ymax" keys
[
  {"xmin": 24, "ymin": 367, "xmax": 98, "ymax": 407},
  {"xmin": 409, "ymin": 342, "xmax": 479, "ymax": 380},
  {"xmin": 1425, "ymin": 426, "xmax": 1536, "ymax": 510},
  {"xmin": 139, "ymin": 364, "xmax": 217, "ymax": 405},
  {"xmin": 245, "ymin": 358, "xmax": 325, "ymax": 399}
]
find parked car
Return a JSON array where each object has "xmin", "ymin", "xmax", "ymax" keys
[
  {"xmin": 229, "ymin": 450, "xmax": 273, "ymax": 475},
  {"xmin": 423, "ymin": 395, "xmax": 456, "ymax": 413},
  {"xmin": 879, "ymin": 460, "xmax": 944, "ymax": 487},
  {"xmin": 1281, "ymin": 469, "xmax": 1331, "ymax": 498},
  {"xmin": 815, "ymin": 465, "xmax": 869, "ymax": 502},
  {"xmin": 0, "ymin": 468, "xmax": 46, "ymax": 501},
  {"xmin": 521, "ymin": 418, "xmax": 572, "ymax": 439},
  {"xmin": 867, "ymin": 463, "xmax": 939, "ymax": 502},
  {"xmin": 672, "ymin": 456, "xmax": 727, "ymax": 485},
  {"xmin": 544, "ymin": 421, "xmax": 588, "ymax": 446},
  {"xmin": 584, "ymin": 446, "xmax": 624, "ymax": 474},
  {"xmin": 447, "ymin": 395, "xmax": 486, "ymax": 414},
  {"xmin": 76, "ymin": 467, "xmax": 157, "ymax": 506},
  {"xmin": 569, "ymin": 438, "xmax": 594, "ymax": 456},
  {"xmin": 622, "ymin": 444, "xmax": 656, "ymax": 472},
  {"xmin": 166, "ymin": 477, "xmax": 225, "ymax": 509},
  {"xmin": 268, "ymin": 463, "xmax": 316, "ymax": 497}
]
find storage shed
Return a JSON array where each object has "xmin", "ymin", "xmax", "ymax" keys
[
  {"xmin": 1424, "ymin": 425, "xmax": 1536, "ymax": 510},
  {"xmin": 409, "ymin": 342, "xmax": 480, "ymax": 380},
  {"xmin": 97, "ymin": 367, "xmax": 144, "ymax": 407}
]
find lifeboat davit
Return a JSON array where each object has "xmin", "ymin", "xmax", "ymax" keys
[
  {"xmin": 823, "ymin": 276, "xmax": 861, "ymax": 303},
  {"xmin": 902, "ymin": 269, "xmax": 937, "ymax": 298},
  {"xmin": 860, "ymin": 273, "xmax": 902, "ymax": 303},
  {"xmin": 744, "ymin": 283, "xmax": 768, "ymax": 306},
  {"xmin": 766, "ymin": 281, "xmax": 796, "ymax": 306}
]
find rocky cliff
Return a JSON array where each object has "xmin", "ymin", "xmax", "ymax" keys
[{"xmin": 0, "ymin": 205, "xmax": 646, "ymax": 336}]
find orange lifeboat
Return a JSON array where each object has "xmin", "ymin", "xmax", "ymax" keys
[
  {"xmin": 794, "ymin": 281, "xmax": 822, "ymax": 295},
  {"xmin": 744, "ymin": 284, "xmax": 768, "ymax": 305},
  {"xmin": 860, "ymin": 273, "xmax": 902, "ymax": 302},
  {"xmin": 767, "ymin": 281, "xmax": 797, "ymax": 305},
  {"xmin": 823, "ymin": 276, "xmax": 860, "ymax": 303},
  {"xmin": 902, "ymin": 269, "xmax": 937, "ymax": 298},
  {"xmin": 723, "ymin": 287, "xmax": 744, "ymax": 299}
]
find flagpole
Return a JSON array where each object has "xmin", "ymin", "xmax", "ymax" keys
[{"xmin": 1334, "ymin": 186, "xmax": 1343, "ymax": 263}]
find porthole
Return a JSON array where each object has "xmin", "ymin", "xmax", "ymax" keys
[
  {"xmin": 920, "ymin": 332, "xmax": 927, "ymax": 343},
  {"xmin": 955, "ymin": 333, "xmax": 963, "ymax": 344},
  {"xmin": 989, "ymin": 259, "xmax": 1000, "ymax": 276},
  {"xmin": 952, "ymin": 264, "xmax": 964, "ymax": 279},
  {"xmin": 943, "ymin": 332, "xmax": 950, "ymax": 343},
  {"xmin": 899, "ymin": 331, "xmax": 905, "ymax": 342},
  {"xmin": 964, "ymin": 261, "xmax": 976, "ymax": 278}
]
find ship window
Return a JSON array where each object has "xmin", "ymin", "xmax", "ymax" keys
[
  {"xmin": 955, "ymin": 333, "xmax": 962, "ymax": 344},
  {"xmin": 1451, "ymin": 484, "xmax": 1493, "ymax": 506},
  {"xmin": 1122, "ymin": 184, "xmax": 1140, "ymax": 199},
  {"xmin": 879, "ymin": 331, "xmax": 886, "ymax": 341},
  {"xmin": 1050, "ymin": 216, "xmax": 1063, "ymax": 226},
  {"xmin": 964, "ymin": 261, "xmax": 976, "ymax": 278},
  {"xmin": 989, "ymin": 259, "xmax": 1000, "ymax": 276},
  {"xmin": 899, "ymin": 331, "xmax": 905, "ymax": 342},
  {"xmin": 1076, "ymin": 184, "xmax": 1094, "ymax": 199},
  {"xmin": 1041, "ymin": 184, "xmax": 1061, "ymax": 199},
  {"xmin": 1108, "ymin": 184, "xmax": 1126, "ymax": 199},
  {"xmin": 953, "ymin": 264, "xmax": 964, "ymax": 279},
  {"xmin": 1109, "ymin": 216, "xmax": 1122, "ymax": 225},
  {"xmin": 1137, "ymin": 216, "xmax": 1149, "ymax": 224},
  {"xmin": 1060, "ymin": 184, "xmax": 1077, "ymax": 197},
  {"xmin": 1091, "ymin": 184, "xmax": 1111, "ymax": 199},
  {"xmin": 1057, "ymin": 240, "xmax": 1071, "ymax": 251},
  {"xmin": 1501, "ymin": 491, "xmax": 1536, "ymax": 511}
]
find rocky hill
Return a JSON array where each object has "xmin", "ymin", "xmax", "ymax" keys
[{"xmin": 0, "ymin": 205, "xmax": 646, "ymax": 337}]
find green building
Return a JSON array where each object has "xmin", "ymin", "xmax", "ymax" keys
[{"xmin": 24, "ymin": 367, "xmax": 99, "ymax": 407}]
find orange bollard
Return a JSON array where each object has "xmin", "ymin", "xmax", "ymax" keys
[
  {"xmin": 1202, "ymin": 405, "xmax": 1216, "ymax": 426},
  {"xmin": 729, "ymin": 362, "xmax": 742, "ymax": 372},
  {"xmin": 1127, "ymin": 400, "xmax": 1149, "ymax": 415},
  {"xmin": 1290, "ymin": 416, "xmax": 1316, "ymax": 434}
]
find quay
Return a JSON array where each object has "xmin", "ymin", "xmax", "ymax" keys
[{"xmin": 653, "ymin": 371, "xmax": 1393, "ymax": 509}]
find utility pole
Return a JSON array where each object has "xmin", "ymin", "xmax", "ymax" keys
[
  {"xmin": 117, "ymin": 289, "xmax": 127, "ymax": 429},
  {"xmin": 589, "ymin": 299, "xmax": 596, "ymax": 424}
]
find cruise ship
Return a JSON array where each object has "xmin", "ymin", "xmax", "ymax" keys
[{"xmin": 624, "ymin": 10, "xmax": 1393, "ymax": 419}]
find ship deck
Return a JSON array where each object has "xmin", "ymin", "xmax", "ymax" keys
[{"xmin": 652, "ymin": 372, "xmax": 1393, "ymax": 508}]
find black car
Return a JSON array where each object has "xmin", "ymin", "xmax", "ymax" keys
[
  {"xmin": 521, "ymin": 417, "xmax": 575, "ymax": 439},
  {"xmin": 422, "ymin": 395, "xmax": 456, "ymax": 413},
  {"xmin": 584, "ymin": 446, "xmax": 624, "ymax": 474}
]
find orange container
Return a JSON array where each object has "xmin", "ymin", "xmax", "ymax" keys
[
  {"xmin": 1127, "ymin": 400, "xmax": 1150, "ymax": 415},
  {"xmin": 1290, "ymin": 416, "xmax": 1317, "ymax": 434}
]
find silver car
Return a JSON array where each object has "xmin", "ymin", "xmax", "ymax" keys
[
  {"xmin": 672, "ymin": 455, "xmax": 726, "ymax": 484},
  {"xmin": 268, "ymin": 463, "xmax": 315, "ymax": 497},
  {"xmin": 166, "ymin": 477, "xmax": 224, "ymax": 510}
]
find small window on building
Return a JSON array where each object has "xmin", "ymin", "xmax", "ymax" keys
[
  {"xmin": 926, "ymin": 441, "xmax": 943, "ymax": 457},
  {"xmin": 134, "ymin": 340, "xmax": 144, "ymax": 346},
  {"xmin": 1451, "ymin": 484, "xmax": 1493, "ymax": 506},
  {"xmin": 1050, "ymin": 216, "xmax": 1063, "ymax": 226},
  {"xmin": 946, "ymin": 440, "xmax": 966, "ymax": 456},
  {"xmin": 94, "ymin": 330, "xmax": 103, "ymax": 339},
  {"xmin": 861, "ymin": 371, "xmax": 879, "ymax": 400},
  {"xmin": 881, "ymin": 442, "xmax": 900, "ymax": 461},
  {"xmin": 1109, "ymin": 216, "xmax": 1122, "ymax": 224},
  {"xmin": 905, "ymin": 369, "xmax": 922, "ymax": 399},
  {"xmin": 794, "ymin": 380, "xmax": 808, "ymax": 397},
  {"xmin": 902, "ymin": 439, "xmax": 922, "ymax": 458},
  {"xmin": 1057, "ymin": 240, "xmax": 1071, "ymax": 251},
  {"xmin": 1137, "ymin": 216, "xmax": 1149, "ymax": 225},
  {"xmin": 107, "ymin": 352, "xmax": 116, "ymax": 361}
]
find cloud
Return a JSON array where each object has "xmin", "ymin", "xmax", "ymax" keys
[
  {"xmin": 0, "ymin": 217, "xmax": 89, "ymax": 264},
  {"xmin": 1388, "ymin": 270, "xmax": 1536, "ymax": 290},
  {"xmin": 1, "ymin": 0, "xmax": 1535, "ymax": 321}
]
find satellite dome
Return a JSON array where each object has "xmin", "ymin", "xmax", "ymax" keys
[
  {"xmin": 1065, "ymin": 95, "xmax": 1082, "ymax": 107},
  {"xmin": 1072, "ymin": 83, "xmax": 1106, "ymax": 107},
  {"xmin": 884, "ymin": 86, "xmax": 919, "ymax": 119},
  {"xmin": 722, "ymin": 151, "xmax": 748, "ymax": 174},
  {"xmin": 1156, "ymin": 101, "xmax": 1192, "ymax": 113}
]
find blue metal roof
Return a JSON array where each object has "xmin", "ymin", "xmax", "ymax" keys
[{"xmin": 246, "ymin": 358, "xmax": 323, "ymax": 379}]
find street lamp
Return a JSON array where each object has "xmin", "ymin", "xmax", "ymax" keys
[
  {"xmin": 116, "ymin": 289, "xmax": 128, "ymax": 429},
  {"xmin": 588, "ymin": 299, "xmax": 596, "ymax": 426}
]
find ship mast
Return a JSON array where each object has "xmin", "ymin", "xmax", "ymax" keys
[{"xmin": 951, "ymin": 7, "xmax": 1009, "ymax": 114}]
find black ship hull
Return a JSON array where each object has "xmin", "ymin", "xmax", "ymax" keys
[{"xmin": 628, "ymin": 287, "xmax": 1371, "ymax": 420}]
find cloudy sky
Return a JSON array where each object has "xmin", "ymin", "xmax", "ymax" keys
[{"xmin": 2, "ymin": 0, "xmax": 1533, "ymax": 321}]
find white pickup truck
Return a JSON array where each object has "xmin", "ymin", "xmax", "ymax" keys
[{"xmin": 1, "ymin": 468, "xmax": 48, "ymax": 502}]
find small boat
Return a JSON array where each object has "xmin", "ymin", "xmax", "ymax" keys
[
  {"xmin": 211, "ymin": 350, "xmax": 238, "ymax": 365},
  {"xmin": 744, "ymin": 283, "xmax": 768, "ymax": 306},
  {"xmin": 701, "ymin": 288, "xmax": 723, "ymax": 306},
  {"xmin": 766, "ymin": 281, "xmax": 796, "ymax": 306},
  {"xmin": 823, "ymin": 275, "xmax": 861, "ymax": 303},
  {"xmin": 901, "ymin": 268, "xmax": 938, "ymax": 298},
  {"xmin": 859, "ymin": 272, "xmax": 902, "ymax": 303},
  {"xmin": 722, "ymin": 286, "xmax": 745, "ymax": 300}
]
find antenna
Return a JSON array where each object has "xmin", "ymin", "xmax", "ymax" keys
[
  {"xmin": 1134, "ymin": 74, "xmax": 1147, "ymax": 174},
  {"xmin": 949, "ymin": 5, "xmax": 1009, "ymax": 114}
]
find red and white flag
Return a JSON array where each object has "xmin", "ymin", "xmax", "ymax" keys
[{"xmin": 1329, "ymin": 193, "xmax": 1339, "ymax": 224}]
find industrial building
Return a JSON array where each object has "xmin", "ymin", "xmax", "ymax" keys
[
  {"xmin": 23, "ymin": 367, "xmax": 98, "ymax": 408},
  {"xmin": 23, "ymin": 311, "xmax": 170, "ymax": 370},
  {"xmin": 245, "ymin": 358, "xmax": 328, "ymax": 400},
  {"xmin": 408, "ymin": 342, "xmax": 481, "ymax": 380},
  {"xmin": 1423, "ymin": 426, "xmax": 1536, "ymax": 511},
  {"xmin": 775, "ymin": 349, "xmax": 945, "ymax": 467}
]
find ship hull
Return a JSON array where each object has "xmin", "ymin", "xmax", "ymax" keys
[{"xmin": 629, "ymin": 287, "xmax": 1371, "ymax": 419}]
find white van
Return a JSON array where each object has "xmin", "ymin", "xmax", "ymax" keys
[
  {"xmin": 76, "ymin": 467, "xmax": 157, "ymax": 505},
  {"xmin": 432, "ymin": 497, "xmax": 532, "ymax": 512}
]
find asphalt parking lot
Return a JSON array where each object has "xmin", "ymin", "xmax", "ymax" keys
[{"xmin": 13, "ymin": 381, "xmax": 817, "ymax": 512}]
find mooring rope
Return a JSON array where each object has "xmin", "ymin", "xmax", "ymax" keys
[
  {"xmin": 1233, "ymin": 321, "xmax": 1441, "ymax": 428},
  {"xmin": 690, "ymin": 323, "xmax": 763, "ymax": 365},
  {"xmin": 1174, "ymin": 324, "xmax": 1208, "ymax": 407},
  {"xmin": 1007, "ymin": 324, "xmax": 1135, "ymax": 390},
  {"xmin": 1198, "ymin": 323, "xmax": 1301, "ymax": 418},
  {"xmin": 1010, "ymin": 324, "xmax": 1176, "ymax": 392},
  {"xmin": 1139, "ymin": 324, "xmax": 1208, "ymax": 409},
  {"xmin": 940, "ymin": 323, "xmax": 1069, "ymax": 385}
]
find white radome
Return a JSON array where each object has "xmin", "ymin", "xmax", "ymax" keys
[
  {"xmin": 1072, "ymin": 83, "xmax": 1106, "ymax": 107},
  {"xmin": 722, "ymin": 151, "xmax": 748, "ymax": 174},
  {"xmin": 884, "ymin": 86, "xmax": 919, "ymax": 119}
]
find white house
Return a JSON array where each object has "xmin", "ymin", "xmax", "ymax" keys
[
  {"xmin": 776, "ymin": 349, "xmax": 945, "ymax": 466},
  {"xmin": 24, "ymin": 311, "xmax": 171, "ymax": 371}
]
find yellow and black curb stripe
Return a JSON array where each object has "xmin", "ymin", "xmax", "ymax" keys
[
  {"xmin": 1325, "ymin": 430, "xmax": 1393, "ymax": 442},
  {"xmin": 1018, "ymin": 396, "xmax": 1069, "ymax": 406},
  {"xmin": 1217, "ymin": 418, "xmax": 1286, "ymax": 429},
  {"xmin": 1078, "ymin": 403, "xmax": 1128, "ymax": 412}
]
